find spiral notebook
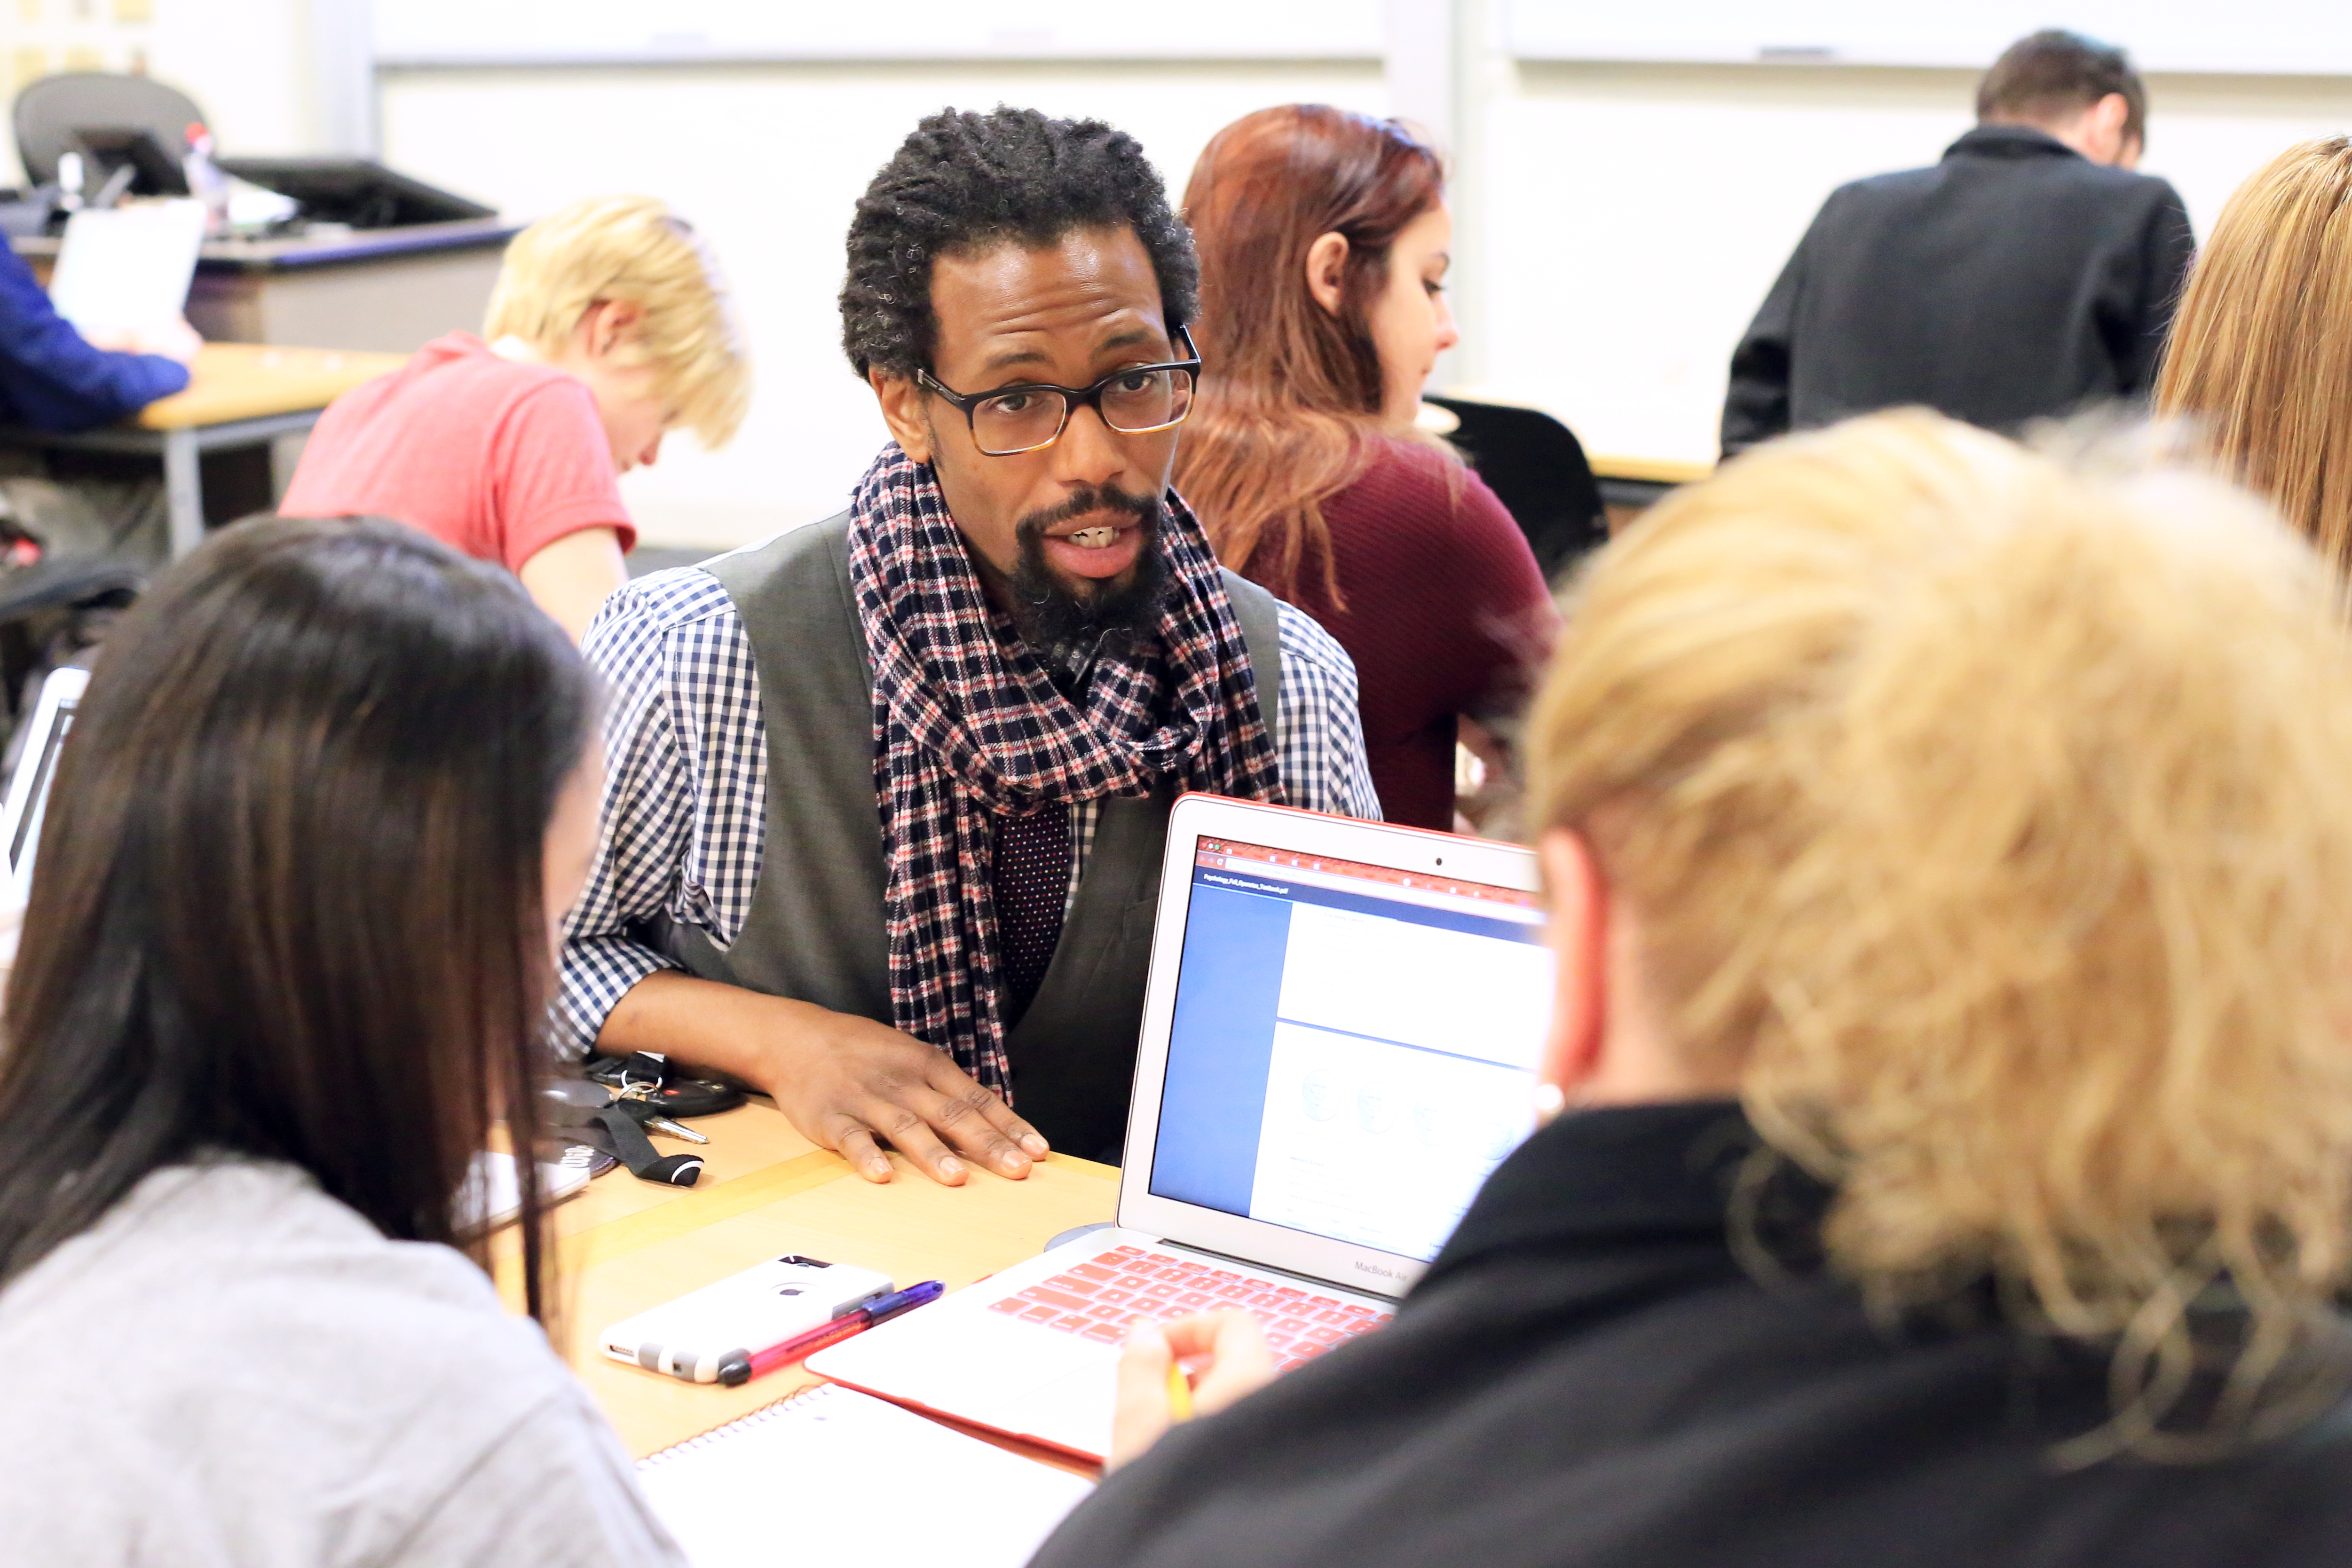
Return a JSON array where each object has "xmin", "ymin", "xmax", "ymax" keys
[{"xmin": 636, "ymin": 1383, "xmax": 1095, "ymax": 1568}]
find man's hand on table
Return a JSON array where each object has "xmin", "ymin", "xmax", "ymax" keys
[
  {"xmin": 597, "ymin": 970, "xmax": 1049, "ymax": 1186},
  {"xmin": 761, "ymin": 1007, "xmax": 1049, "ymax": 1185}
]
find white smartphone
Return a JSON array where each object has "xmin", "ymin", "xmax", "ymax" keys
[{"xmin": 601, "ymin": 1254, "xmax": 893, "ymax": 1384}]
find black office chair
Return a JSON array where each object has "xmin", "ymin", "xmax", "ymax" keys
[
  {"xmin": 1423, "ymin": 394, "xmax": 1610, "ymax": 584},
  {"xmin": 0, "ymin": 556, "xmax": 138, "ymax": 751},
  {"xmin": 12, "ymin": 71, "xmax": 205, "ymax": 195}
]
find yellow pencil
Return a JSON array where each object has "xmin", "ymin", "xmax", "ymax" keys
[{"xmin": 1166, "ymin": 1360, "xmax": 1194, "ymax": 1422}]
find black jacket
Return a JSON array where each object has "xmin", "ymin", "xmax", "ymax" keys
[
  {"xmin": 1031, "ymin": 1101, "xmax": 2352, "ymax": 1568},
  {"xmin": 1721, "ymin": 126, "xmax": 2195, "ymax": 456}
]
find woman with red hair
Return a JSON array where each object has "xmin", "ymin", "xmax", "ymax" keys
[{"xmin": 1176, "ymin": 105, "xmax": 1554, "ymax": 831}]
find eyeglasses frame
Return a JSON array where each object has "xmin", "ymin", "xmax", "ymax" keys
[{"xmin": 916, "ymin": 324, "xmax": 1202, "ymax": 457}]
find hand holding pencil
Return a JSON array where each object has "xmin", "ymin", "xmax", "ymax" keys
[{"xmin": 1109, "ymin": 1310, "xmax": 1276, "ymax": 1471}]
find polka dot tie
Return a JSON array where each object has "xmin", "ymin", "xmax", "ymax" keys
[{"xmin": 993, "ymin": 801, "xmax": 1072, "ymax": 1030}]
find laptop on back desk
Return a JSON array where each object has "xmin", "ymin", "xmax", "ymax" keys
[{"xmin": 808, "ymin": 794, "xmax": 1554, "ymax": 1461}]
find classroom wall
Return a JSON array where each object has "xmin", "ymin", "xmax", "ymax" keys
[
  {"xmin": 383, "ymin": 53, "xmax": 2352, "ymax": 547},
  {"xmin": 17, "ymin": 5, "xmax": 2352, "ymax": 543},
  {"xmin": 374, "ymin": 62, "xmax": 1390, "ymax": 546},
  {"xmin": 0, "ymin": 0, "xmax": 324, "ymax": 178}
]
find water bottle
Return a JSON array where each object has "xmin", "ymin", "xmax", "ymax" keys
[{"xmin": 182, "ymin": 122, "xmax": 230, "ymax": 236}]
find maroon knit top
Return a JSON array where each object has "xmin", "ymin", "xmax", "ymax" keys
[{"xmin": 1255, "ymin": 439, "xmax": 1556, "ymax": 830}]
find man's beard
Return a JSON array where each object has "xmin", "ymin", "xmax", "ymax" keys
[{"xmin": 1005, "ymin": 481, "xmax": 1172, "ymax": 674}]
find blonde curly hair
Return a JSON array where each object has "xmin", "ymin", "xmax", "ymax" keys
[{"xmin": 1529, "ymin": 410, "xmax": 2352, "ymax": 1457}]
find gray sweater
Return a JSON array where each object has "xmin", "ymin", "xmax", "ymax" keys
[{"xmin": 0, "ymin": 1158, "xmax": 685, "ymax": 1566}]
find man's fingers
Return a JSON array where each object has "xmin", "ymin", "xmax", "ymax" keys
[
  {"xmin": 1109, "ymin": 1320, "xmax": 1179, "ymax": 1472},
  {"xmin": 770, "ymin": 1014, "xmax": 1048, "ymax": 1186},
  {"xmin": 920, "ymin": 1064, "xmax": 1044, "ymax": 1176},
  {"xmin": 967, "ymin": 1085, "xmax": 1051, "ymax": 1160},
  {"xmin": 831, "ymin": 1121, "xmax": 893, "ymax": 1183},
  {"xmin": 868, "ymin": 1099, "xmax": 971, "ymax": 1185},
  {"xmin": 994, "ymin": 1102, "xmax": 1051, "ymax": 1160}
]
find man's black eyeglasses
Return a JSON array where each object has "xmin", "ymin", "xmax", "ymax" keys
[{"xmin": 917, "ymin": 325, "xmax": 1201, "ymax": 457}]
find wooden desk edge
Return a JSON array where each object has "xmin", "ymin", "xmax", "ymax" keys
[
  {"xmin": 133, "ymin": 344, "xmax": 410, "ymax": 430},
  {"xmin": 8, "ymin": 217, "xmax": 520, "ymax": 268},
  {"xmin": 1426, "ymin": 386, "xmax": 1717, "ymax": 489},
  {"xmin": 1589, "ymin": 453, "xmax": 1717, "ymax": 487}
]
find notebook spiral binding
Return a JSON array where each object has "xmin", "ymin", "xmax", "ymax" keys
[{"xmin": 637, "ymin": 1382, "xmax": 843, "ymax": 1470}]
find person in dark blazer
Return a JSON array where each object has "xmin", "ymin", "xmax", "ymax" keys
[
  {"xmin": 1031, "ymin": 411, "xmax": 2352, "ymax": 1568},
  {"xmin": 1721, "ymin": 31, "xmax": 2194, "ymax": 457}
]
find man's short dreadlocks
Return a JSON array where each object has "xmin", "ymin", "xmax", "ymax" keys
[{"xmin": 841, "ymin": 106, "xmax": 1200, "ymax": 380}]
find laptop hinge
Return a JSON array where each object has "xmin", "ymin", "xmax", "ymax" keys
[{"xmin": 1155, "ymin": 1237, "xmax": 1401, "ymax": 1302}]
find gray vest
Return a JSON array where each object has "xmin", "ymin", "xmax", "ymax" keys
[{"xmin": 656, "ymin": 512, "xmax": 1283, "ymax": 1160}]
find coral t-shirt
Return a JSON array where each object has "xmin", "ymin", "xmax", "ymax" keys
[{"xmin": 280, "ymin": 333, "xmax": 635, "ymax": 573}]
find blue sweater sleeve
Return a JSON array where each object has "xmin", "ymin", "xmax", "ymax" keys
[{"xmin": 0, "ymin": 241, "xmax": 191, "ymax": 433}]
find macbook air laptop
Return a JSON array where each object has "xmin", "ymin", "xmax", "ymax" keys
[
  {"xmin": 1, "ymin": 667, "xmax": 85, "ymax": 902},
  {"xmin": 47, "ymin": 202, "xmax": 205, "ymax": 346},
  {"xmin": 0, "ymin": 666, "xmax": 86, "ymax": 967},
  {"xmin": 809, "ymin": 794, "xmax": 1554, "ymax": 1460}
]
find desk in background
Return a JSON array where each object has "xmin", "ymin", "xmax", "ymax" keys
[
  {"xmin": 0, "ymin": 344, "xmax": 407, "ymax": 557},
  {"xmin": 10, "ymin": 219, "xmax": 519, "ymax": 354},
  {"xmin": 1433, "ymin": 385, "xmax": 1714, "ymax": 533},
  {"xmin": 1588, "ymin": 453, "xmax": 1715, "ymax": 489},
  {"xmin": 1587, "ymin": 452, "xmax": 1716, "ymax": 531},
  {"xmin": 516, "ymin": 1099, "xmax": 1117, "ymax": 1465}
]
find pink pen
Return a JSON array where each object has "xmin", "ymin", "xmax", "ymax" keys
[{"xmin": 720, "ymin": 1280, "xmax": 946, "ymax": 1385}]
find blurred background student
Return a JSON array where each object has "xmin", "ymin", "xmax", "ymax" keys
[
  {"xmin": 0, "ymin": 227, "xmax": 196, "ymax": 432},
  {"xmin": 1038, "ymin": 412, "xmax": 2352, "ymax": 1567},
  {"xmin": 1175, "ymin": 106, "xmax": 1552, "ymax": 832},
  {"xmin": 1723, "ymin": 31, "xmax": 2194, "ymax": 456},
  {"xmin": 280, "ymin": 196, "xmax": 751, "ymax": 641},
  {"xmin": 2155, "ymin": 137, "xmax": 2352, "ymax": 584},
  {"xmin": 0, "ymin": 518, "xmax": 682, "ymax": 1565}
]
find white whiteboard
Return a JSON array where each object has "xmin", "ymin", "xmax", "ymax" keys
[
  {"xmin": 1508, "ymin": 0, "xmax": 2352, "ymax": 76},
  {"xmin": 375, "ymin": 0, "xmax": 1385, "ymax": 66}
]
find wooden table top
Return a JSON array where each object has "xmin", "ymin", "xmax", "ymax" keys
[
  {"xmin": 135, "ymin": 343, "xmax": 407, "ymax": 431},
  {"xmin": 499, "ymin": 1100, "xmax": 1120, "ymax": 1461},
  {"xmin": 1587, "ymin": 452, "xmax": 1716, "ymax": 487}
]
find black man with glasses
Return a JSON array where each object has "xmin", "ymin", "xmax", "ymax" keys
[{"xmin": 558, "ymin": 107, "xmax": 1378, "ymax": 1176}]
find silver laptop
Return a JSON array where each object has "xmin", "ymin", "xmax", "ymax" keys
[
  {"xmin": 809, "ymin": 794, "xmax": 1553, "ymax": 1461},
  {"xmin": 0, "ymin": 666, "xmax": 87, "ymax": 913}
]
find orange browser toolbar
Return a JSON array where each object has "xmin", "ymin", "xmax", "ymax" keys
[{"xmin": 1196, "ymin": 836, "xmax": 1539, "ymax": 909}]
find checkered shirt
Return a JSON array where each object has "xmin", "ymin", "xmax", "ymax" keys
[{"xmin": 555, "ymin": 551, "xmax": 1380, "ymax": 1056}]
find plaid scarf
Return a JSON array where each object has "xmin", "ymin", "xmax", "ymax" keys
[{"xmin": 846, "ymin": 444, "xmax": 1283, "ymax": 1098}]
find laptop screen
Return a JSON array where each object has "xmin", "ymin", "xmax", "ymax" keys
[
  {"xmin": 1147, "ymin": 835, "xmax": 1554, "ymax": 1264},
  {"xmin": 8, "ymin": 683, "xmax": 78, "ymax": 884}
]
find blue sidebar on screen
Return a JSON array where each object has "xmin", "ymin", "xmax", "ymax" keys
[{"xmin": 1146, "ymin": 880, "xmax": 1289, "ymax": 1216}]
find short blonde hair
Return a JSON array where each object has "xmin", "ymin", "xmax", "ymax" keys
[
  {"xmin": 484, "ymin": 194, "xmax": 750, "ymax": 449},
  {"xmin": 2155, "ymin": 137, "xmax": 2352, "ymax": 581},
  {"xmin": 1531, "ymin": 410, "xmax": 2352, "ymax": 1453}
]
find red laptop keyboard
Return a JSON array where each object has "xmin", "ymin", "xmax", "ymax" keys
[{"xmin": 984, "ymin": 1243, "xmax": 1393, "ymax": 1371}]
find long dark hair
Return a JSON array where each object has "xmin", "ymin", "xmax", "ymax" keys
[
  {"xmin": 0, "ymin": 517, "xmax": 594, "ymax": 1322},
  {"xmin": 1175, "ymin": 105, "xmax": 1447, "ymax": 602}
]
